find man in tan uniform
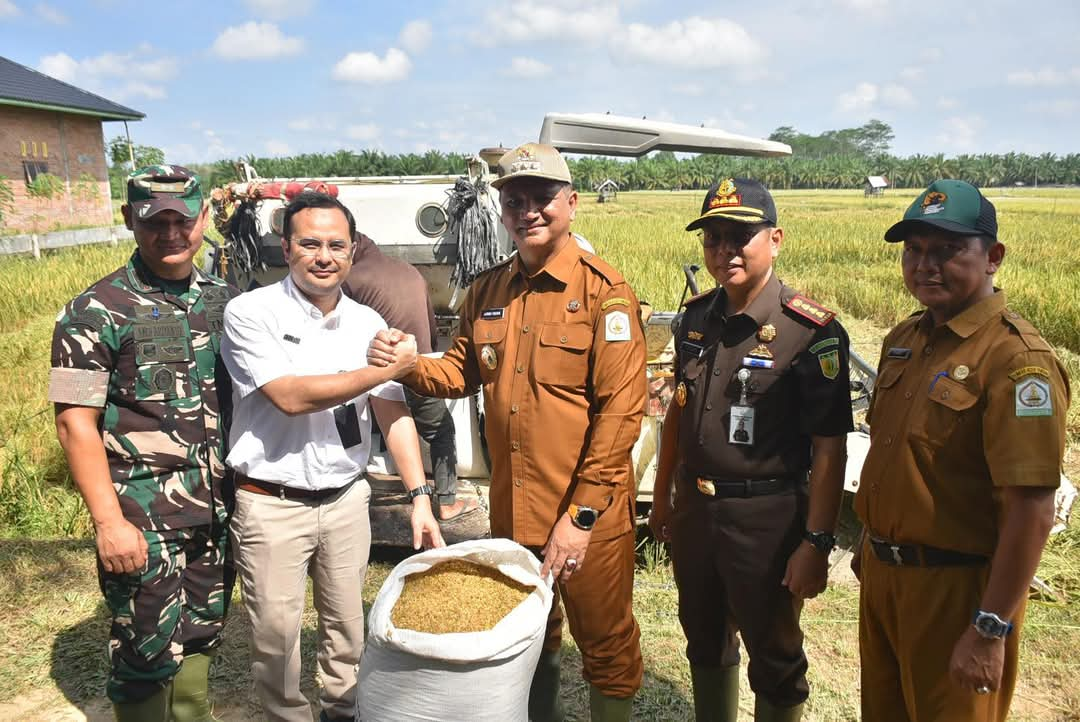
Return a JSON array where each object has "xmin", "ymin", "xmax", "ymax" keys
[
  {"xmin": 854, "ymin": 179, "xmax": 1070, "ymax": 721},
  {"xmin": 370, "ymin": 143, "xmax": 646, "ymax": 721}
]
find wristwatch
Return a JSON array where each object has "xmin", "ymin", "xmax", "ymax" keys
[
  {"xmin": 567, "ymin": 504, "xmax": 598, "ymax": 531},
  {"xmin": 803, "ymin": 530, "xmax": 837, "ymax": 554},
  {"xmin": 405, "ymin": 484, "xmax": 434, "ymax": 501},
  {"xmin": 973, "ymin": 610, "xmax": 1013, "ymax": 640}
]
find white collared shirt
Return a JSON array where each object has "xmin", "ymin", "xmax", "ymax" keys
[{"xmin": 222, "ymin": 276, "xmax": 404, "ymax": 489}]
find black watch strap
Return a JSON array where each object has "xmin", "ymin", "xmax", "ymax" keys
[
  {"xmin": 406, "ymin": 484, "xmax": 435, "ymax": 501},
  {"xmin": 803, "ymin": 530, "xmax": 837, "ymax": 554}
]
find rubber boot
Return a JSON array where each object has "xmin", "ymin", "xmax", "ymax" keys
[
  {"xmin": 112, "ymin": 684, "xmax": 170, "ymax": 722},
  {"xmin": 588, "ymin": 684, "xmax": 634, "ymax": 722},
  {"xmin": 754, "ymin": 695, "xmax": 805, "ymax": 722},
  {"xmin": 690, "ymin": 664, "xmax": 741, "ymax": 722},
  {"xmin": 528, "ymin": 649, "xmax": 565, "ymax": 722},
  {"xmin": 170, "ymin": 652, "xmax": 216, "ymax": 722}
]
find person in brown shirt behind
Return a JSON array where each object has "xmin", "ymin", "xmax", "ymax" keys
[
  {"xmin": 852, "ymin": 179, "xmax": 1070, "ymax": 722},
  {"xmin": 342, "ymin": 233, "xmax": 479, "ymax": 520},
  {"xmin": 649, "ymin": 178, "xmax": 853, "ymax": 722},
  {"xmin": 369, "ymin": 143, "xmax": 646, "ymax": 722}
]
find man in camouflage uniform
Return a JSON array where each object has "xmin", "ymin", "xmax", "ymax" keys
[{"xmin": 49, "ymin": 166, "xmax": 237, "ymax": 721}]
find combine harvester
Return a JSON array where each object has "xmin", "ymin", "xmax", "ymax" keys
[{"xmin": 206, "ymin": 113, "xmax": 1072, "ymax": 549}]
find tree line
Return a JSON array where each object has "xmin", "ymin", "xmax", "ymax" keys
[{"xmin": 107, "ymin": 120, "xmax": 1080, "ymax": 198}]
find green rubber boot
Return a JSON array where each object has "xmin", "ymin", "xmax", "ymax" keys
[
  {"xmin": 690, "ymin": 664, "xmax": 741, "ymax": 722},
  {"xmin": 754, "ymin": 695, "xmax": 804, "ymax": 722},
  {"xmin": 170, "ymin": 652, "xmax": 217, "ymax": 722},
  {"xmin": 588, "ymin": 684, "xmax": 634, "ymax": 722},
  {"xmin": 528, "ymin": 649, "xmax": 565, "ymax": 722},
  {"xmin": 112, "ymin": 685, "xmax": 170, "ymax": 722}
]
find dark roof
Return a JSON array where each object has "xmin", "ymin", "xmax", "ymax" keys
[{"xmin": 0, "ymin": 55, "xmax": 144, "ymax": 121}]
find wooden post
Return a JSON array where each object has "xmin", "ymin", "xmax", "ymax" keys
[{"xmin": 123, "ymin": 121, "xmax": 135, "ymax": 168}]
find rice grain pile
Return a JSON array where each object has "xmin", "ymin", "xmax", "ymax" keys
[{"xmin": 392, "ymin": 559, "xmax": 533, "ymax": 634}]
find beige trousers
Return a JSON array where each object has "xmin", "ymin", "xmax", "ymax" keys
[{"xmin": 231, "ymin": 479, "xmax": 371, "ymax": 722}]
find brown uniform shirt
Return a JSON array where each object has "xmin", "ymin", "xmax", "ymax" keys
[
  {"xmin": 343, "ymin": 233, "xmax": 437, "ymax": 353},
  {"xmin": 675, "ymin": 273, "xmax": 854, "ymax": 479},
  {"xmin": 855, "ymin": 291, "xmax": 1070, "ymax": 556},
  {"xmin": 404, "ymin": 240, "xmax": 647, "ymax": 545}
]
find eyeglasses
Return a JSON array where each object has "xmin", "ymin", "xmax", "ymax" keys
[
  {"xmin": 291, "ymin": 238, "xmax": 353, "ymax": 259},
  {"xmin": 698, "ymin": 224, "xmax": 771, "ymax": 249}
]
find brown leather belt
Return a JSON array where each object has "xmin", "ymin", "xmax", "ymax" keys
[
  {"xmin": 869, "ymin": 537, "xmax": 988, "ymax": 567},
  {"xmin": 236, "ymin": 474, "xmax": 351, "ymax": 501}
]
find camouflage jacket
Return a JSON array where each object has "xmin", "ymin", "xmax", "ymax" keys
[{"xmin": 49, "ymin": 252, "xmax": 238, "ymax": 531}]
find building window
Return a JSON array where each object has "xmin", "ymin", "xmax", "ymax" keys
[{"xmin": 23, "ymin": 161, "xmax": 49, "ymax": 184}]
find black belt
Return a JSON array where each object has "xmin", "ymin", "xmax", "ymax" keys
[
  {"xmin": 869, "ymin": 537, "xmax": 988, "ymax": 567},
  {"xmin": 693, "ymin": 476, "xmax": 799, "ymax": 498},
  {"xmin": 236, "ymin": 474, "xmax": 352, "ymax": 501}
]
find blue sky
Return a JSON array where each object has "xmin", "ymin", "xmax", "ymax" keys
[{"xmin": 2, "ymin": 0, "xmax": 1078, "ymax": 163}]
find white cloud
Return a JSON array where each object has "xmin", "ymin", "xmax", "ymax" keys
[
  {"xmin": 673, "ymin": 82, "xmax": 705, "ymax": 96},
  {"xmin": 346, "ymin": 123, "xmax": 381, "ymax": 142},
  {"xmin": 0, "ymin": 0, "xmax": 19, "ymax": 19},
  {"xmin": 919, "ymin": 47, "xmax": 942, "ymax": 63},
  {"xmin": 937, "ymin": 96, "xmax": 959, "ymax": 110},
  {"xmin": 898, "ymin": 66, "xmax": 923, "ymax": 82},
  {"xmin": 934, "ymin": 115, "xmax": 984, "ymax": 152},
  {"xmin": 211, "ymin": 22, "xmax": 304, "ymax": 60},
  {"xmin": 1005, "ymin": 66, "xmax": 1080, "ymax": 86},
  {"xmin": 332, "ymin": 48, "xmax": 411, "ymax": 83},
  {"xmin": 287, "ymin": 116, "xmax": 338, "ymax": 132},
  {"xmin": 35, "ymin": 2, "xmax": 65, "ymax": 23},
  {"xmin": 265, "ymin": 139, "xmax": 292, "ymax": 156},
  {"xmin": 503, "ymin": 57, "xmax": 551, "ymax": 78},
  {"xmin": 399, "ymin": 19, "xmax": 432, "ymax": 54},
  {"xmin": 242, "ymin": 0, "xmax": 310, "ymax": 19},
  {"xmin": 38, "ymin": 48, "xmax": 178, "ymax": 102},
  {"xmin": 477, "ymin": 0, "xmax": 620, "ymax": 45},
  {"xmin": 1025, "ymin": 99, "xmax": 1080, "ymax": 116},
  {"xmin": 836, "ymin": 81, "xmax": 914, "ymax": 112},
  {"xmin": 615, "ymin": 17, "xmax": 764, "ymax": 68},
  {"xmin": 836, "ymin": 0, "xmax": 889, "ymax": 15}
]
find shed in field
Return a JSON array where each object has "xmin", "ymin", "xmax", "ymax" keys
[
  {"xmin": 0, "ymin": 55, "xmax": 143, "ymax": 232},
  {"xmin": 595, "ymin": 178, "xmax": 619, "ymax": 203},
  {"xmin": 864, "ymin": 175, "xmax": 889, "ymax": 196}
]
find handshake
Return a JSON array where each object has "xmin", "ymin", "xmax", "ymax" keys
[{"xmin": 368, "ymin": 328, "xmax": 418, "ymax": 379}]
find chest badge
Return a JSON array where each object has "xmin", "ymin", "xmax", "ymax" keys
[
  {"xmin": 748, "ymin": 343, "xmax": 773, "ymax": 359},
  {"xmin": 687, "ymin": 330, "xmax": 704, "ymax": 341},
  {"xmin": 567, "ymin": 299, "xmax": 581, "ymax": 313},
  {"xmin": 480, "ymin": 344, "xmax": 498, "ymax": 370},
  {"xmin": 675, "ymin": 382, "xmax": 688, "ymax": 407},
  {"xmin": 952, "ymin": 364, "xmax": 970, "ymax": 381},
  {"xmin": 757, "ymin": 324, "xmax": 776, "ymax": 343}
]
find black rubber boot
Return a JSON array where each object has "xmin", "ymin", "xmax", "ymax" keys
[
  {"xmin": 691, "ymin": 664, "xmax": 741, "ymax": 722},
  {"xmin": 528, "ymin": 649, "xmax": 566, "ymax": 722}
]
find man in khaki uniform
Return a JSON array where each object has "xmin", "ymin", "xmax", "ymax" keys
[
  {"xmin": 853, "ymin": 179, "xmax": 1070, "ymax": 721},
  {"xmin": 371, "ymin": 143, "xmax": 646, "ymax": 721}
]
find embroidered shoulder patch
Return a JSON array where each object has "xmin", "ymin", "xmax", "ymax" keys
[
  {"xmin": 601, "ymin": 297, "xmax": 631, "ymax": 311},
  {"xmin": 1015, "ymin": 376, "xmax": 1052, "ymax": 417},
  {"xmin": 605, "ymin": 311, "xmax": 631, "ymax": 342},
  {"xmin": 48, "ymin": 367, "xmax": 109, "ymax": 407},
  {"xmin": 1008, "ymin": 366, "xmax": 1050, "ymax": 381}
]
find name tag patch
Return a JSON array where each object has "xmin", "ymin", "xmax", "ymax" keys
[
  {"xmin": 887, "ymin": 347, "xmax": 912, "ymax": 359},
  {"xmin": 605, "ymin": 311, "xmax": 631, "ymax": 342},
  {"xmin": 481, "ymin": 308, "xmax": 505, "ymax": 320},
  {"xmin": 283, "ymin": 334, "xmax": 301, "ymax": 344},
  {"xmin": 1015, "ymin": 377, "xmax": 1052, "ymax": 417}
]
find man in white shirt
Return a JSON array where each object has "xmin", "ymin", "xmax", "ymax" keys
[{"xmin": 222, "ymin": 192, "xmax": 443, "ymax": 722}]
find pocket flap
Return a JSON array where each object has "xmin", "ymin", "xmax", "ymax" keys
[
  {"xmin": 473, "ymin": 318, "xmax": 507, "ymax": 345},
  {"xmin": 539, "ymin": 323, "xmax": 591, "ymax": 351},
  {"xmin": 928, "ymin": 376, "xmax": 978, "ymax": 411},
  {"xmin": 875, "ymin": 362, "xmax": 906, "ymax": 389}
]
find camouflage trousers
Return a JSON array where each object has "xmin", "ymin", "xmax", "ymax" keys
[{"xmin": 97, "ymin": 522, "xmax": 235, "ymax": 703}]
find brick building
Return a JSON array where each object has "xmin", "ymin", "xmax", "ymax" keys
[{"xmin": 0, "ymin": 55, "xmax": 143, "ymax": 232}]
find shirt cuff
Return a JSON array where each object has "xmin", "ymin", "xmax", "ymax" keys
[{"xmin": 571, "ymin": 480, "xmax": 616, "ymax": 513}]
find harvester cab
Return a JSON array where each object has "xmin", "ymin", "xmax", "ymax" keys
[{"xmin": 206, "ymin": 113, "xmax": 875, "ymax": 546}]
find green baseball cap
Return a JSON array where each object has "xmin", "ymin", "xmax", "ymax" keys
[
  {"xmin": 490, "ymin": 142, "xmax": 572, "ymax": 190},
  {"xmin": 126, "ymin": 165, "xmax": 204, "ymax": 219},
  {"xmin": 884, "ymin": 179, "xmax": 997, "ymax": 242}
]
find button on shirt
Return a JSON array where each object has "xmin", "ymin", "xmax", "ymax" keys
[
  {"xmin": 403, "ymin": 241, "xmax": 647, "ymax": 545},
  {"xmin": 221, "ymin": 276, "xmax": 404, "ymax": 490},
  {"xmin": 855, "ymin": 291, "xmax": 1070, "ymax": 555}
]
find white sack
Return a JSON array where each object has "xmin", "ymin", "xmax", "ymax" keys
[{"xmin": 356, "ymin": 538, "xmax": 553, "ymax": 722}]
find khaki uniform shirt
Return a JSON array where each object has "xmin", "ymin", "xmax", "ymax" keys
[
  {"xmin": 405, "ymin": 240, "xmax": 647, "ymax": 545},
  {"xmin": 855, "ymin": 291, "xmax": 1070, "ymax": 556},
  {"xmin": 675, "ymin": 273, "xmax": 854, "ymax": 479}
]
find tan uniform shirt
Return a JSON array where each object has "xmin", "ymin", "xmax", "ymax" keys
[
  {"xmin": 405, "ymin": 240, "xmax": 647, "ymax": 545},
  {"xmin": 855, "ymin": 291, "xmax": 1070, "ymax": 555}
]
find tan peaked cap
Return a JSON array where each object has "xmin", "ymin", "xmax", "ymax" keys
[{"xmin": 490, "ymin": 142, "xmax": 572, "ymax": 189}]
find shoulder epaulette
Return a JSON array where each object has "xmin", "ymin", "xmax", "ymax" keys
[
  {"xmin": 784, "ymin": 294, "xmax": 836, "ymax": 327},
  {"xmin": 580, "ymin": 252, "xmax": 625, "ymax": 286},
  {"xmin": 471, "ymin": 255, "xmax": 516, "ymax": 285},
  {"xmin": 682, "ymin": 288, "xmax": 716, "ymax": 308},
  {"xmin": 1002, "ymin": 309, "xmax": 1052, "ymax": 352}
]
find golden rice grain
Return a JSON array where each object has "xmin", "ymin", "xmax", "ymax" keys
[{"xmin": 391, "ymin": 559, "xmax": 533, "ymax": 634}]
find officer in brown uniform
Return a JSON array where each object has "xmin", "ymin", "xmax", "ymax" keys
[
  {"xmin": 853, "ymin": 180, "xmax": 1070, "ymax": 722},
  {"xmin": 370, "ymin": 143, "xmax": 646, "ymax": 722},
  {"xmin": 650, "ymin": 178, "xmax": 853, "ymax": 722}
]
